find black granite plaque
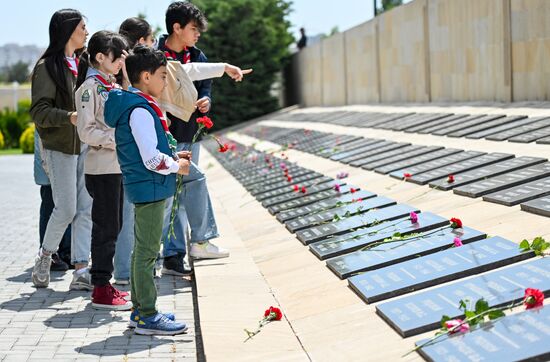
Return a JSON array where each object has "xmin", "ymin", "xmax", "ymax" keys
[
  {"xmin": 313, "ymin": 135, "xmax": 362, "ymax": 154},
  {"xmin": 267, "ymin": 185, "xmax": 356, "ymax": 214},
  {"xmin": 295, "ymin": 204, "xmax": 419, "ymax": 245},
  {"xmin": 276, "ymin": 189, "xmax": 377, "ymax": 222},
  {"xmin": 521, "ymin": 196, "xmax": 550, "ymax": 217},
  {"xmin": 308, "ymin": 212, "xmax": 448, "ymax": 257},
  {"xmin": 408, "ymin": 114, "xmax": 484, "ymax": 134},
  {"xmin": 350, "ymin": 145, "xmax": 427, "ymax": 168},
  {"xmin": 348, "ymin": 236, "xmax": 533, "ymax": 303},
  {"xmin": 377, "ymin": 257, "xmax": 550, "ymax": 337},
  {"xmin": 261, "ymin": 180, "xmax": 344, "ymax": 207},
  {"xmin": 485, "ymin": 117, "xmax": 550, "ymax": 141},
  {"xmin": 466, "ymin": 116, "xmax": 546, "ymax": 139},
  {"xmin": 249, "ymin": 173, "xmax": 323, "ymax": 196},
  {"xmin": 508, "ymin": 126, "xmax": 550, "ymax": 143},
  {"xmin": 453, "ymin": 162, "xmax": 550, "ymax": 198},
  {"xmin": 417, "ymin": 305, "xmax": 550, "ymax": 362},
  {"xmin": 362, "ymin": 146, "xmax": 444, "ymax": 171},
  {"xmin": 326, "ymin": 226, "xmax": 485, "ymax": 279},
  {"xmin": 359, "ymin": 113, "xmax": 415, "ymax": 128},
  {"xmin": 389, "ymin": 151, "xmax": 485, "ymax": 180},
  {"xmin": 483, "ymin": 176, "xmax": 550, "ymax": 206},
  {"xmin": 408, "ymin": 153, "xmax": 514, "ymax": 185},
  {"xmin": 344, "ymin": 142, "xmax": 411, "ymax": 165},
  {"xmin": 432, "ymin": 115, "xmax": 505, "ymax": 136},
  {"xmin": 254, "ymin": 176, "xmax": 331, "ymax": 201},
  {"xmin": 318, "ymin": 138, "xmax": 377, "ymax": 158},
  {"xmin": 375, "ymin": 149, "xmax": 464, "ymax": 174},
  {"xmin": 447, "ymin": 115, "xmax": 526, "ymax": 138},
  {"xmin": 537, "ymin": 136, "xmax": 550, "ymax": 144},
  {"xmin": 385, "ymin": 114, "xmax": 453, "ymax": 132},
  {"xmin": 429, "ymin": 156, "xmax": 547, "ymax": 191},
  {"xmin": 285, "ymin": 196, "xmax": 396, "ymax": 233},
  {"xmin": 330, "ymin": 140, "xmax": 391, "ymax": 162}
]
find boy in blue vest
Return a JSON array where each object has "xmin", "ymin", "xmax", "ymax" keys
[{"xmin": 104, "ymin": 45, "xmax": 190, "ymax": 335}]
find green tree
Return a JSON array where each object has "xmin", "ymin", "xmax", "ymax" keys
[
  {"xmin": 377, "ymin": 0, "xmax": 403, "ymax": 14},
  {"xmin": 191, "ymin": 0, "xmax": 294, "ymax": 130},
  {"xmin": 6, "ymin": 61, "xmax": 30, "ymax": 83}
]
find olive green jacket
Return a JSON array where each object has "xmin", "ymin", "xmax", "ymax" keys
[{"xmin": 30, "ymin": 59, "xmax": 80, "ymax": 155}]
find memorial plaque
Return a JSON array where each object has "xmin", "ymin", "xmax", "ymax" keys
[
  {"xmin": 415, "ymin": 114, "xmax": 488, "ymax": 135},
  {"xmin": 344, "ymin": 142, "xmax": 411, "ymax": 165},
  {"xmin": 261, "ymin": 180, "xmax": 344, "ymax": 207},
  {"xmin": 447, "ymin": 115, "xmax": 526, "ymax": 138},
  {"xmin": 404, "ymin": 114, "xmax": 477, "ymax": 134},
  {"xmin": 295, "ymin": 204, "xmax": 419, "ymax": 245},
  {"xmin": 417, "ymin": 305, "xmax": 550, "ymax": 362},
  {"xmin": 330, "ymin": 140, "xmax": 391, "ymax": 162},
  {"xmin": 350, "ymin": 145, "xmax": 427, "ymax": 168},
  {"xmin": 348, "ymin": 236, "xmax": 534, "ymax": 303},
  {"xmin": 377, "ymin": 257, "xmax": 550, "ymax": 337},
  {"xmin": 485, "ymin": 117, "xmax": 550, "ymax": 141},
  {"xmin": 408, "ymin": 153, "xmax": 514, "ymax": 185},
  {"xmin": 375, "ymin": 149, "xmax": 464, "ymax": 174},
  {"xmin": 537, "ymin": 136, "xmax": 550, "ymax": 144},
  {"xmin": 313, "ymin": 135, "xmax": 362, "ymax": 154},
  {"xmin": 432, "ymin": 115, "xmax": 505, "ymax": 136},
  {"xmin": 243, "ymin": 167, "xmax": 312, "ymax": 188},
  {"xmin": 267, "ymin": 185, "xmax": 356, "ymax": 214},
  {"xmin": 285, "ymin": 196, "xmax": 396, "ymax": 233},
  {"xmin": 326, "ymin": 225, "xmax": 485, "ymax": 279},
  {"xmin": 508, "ymin": 126, "xmax": 550, "ymax": 143},
  {"xmin": 521, "ymin": 196, "xmax": 550, "ymax": 217},
  {"xmin": 383, "ymin": 114, "xmax": 453, "ymax": 132},
  {"xmin": 466, "ymin": 116, "xmax": 547, "ymax": 139},
  {"xmin": 358, "ymin": 113, "xmax": 415, "ymax": 128},
  {"xmin": 389, "ymin": 151, "xmax": 485, "ymax": 180},
  {"xmin": 362, "ymin": 146, "xmax": 444, "ymax": 171},
  {"xmin": 454, "ymin": 162, "xmax": 550, "ymax": 198},
  {"xmin": 318, "ymin": 138, "xmax": 377, "ymax": 158},
  {"xmin": 256, "ymin": 176, "xmax": 333, "ymax": 201},
  {"xmin": 276, "ymin": 189, "xmax": 377, "ymax": 222},
  {"xmin": 429, "ymin": 156, "xmax": 547, "ymax": 191},
  {"xmin": 483, "ymin": 176, "xmax": 550, "ymax": 206},
  {"xmin": 249, "ymin": 173, "xmax": 323, "ymax": 196}
]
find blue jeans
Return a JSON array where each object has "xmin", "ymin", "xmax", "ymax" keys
[
  {"xmin": 113, "ymin": 194, "xmax": 134, "ymax": 280},
  {"xmin": 162, "ymin": 142, "xmax": 219, "ymax": 258},
  {"xmin": 41, "ymin": 145, "xmax": 92, "ymax": 264}
]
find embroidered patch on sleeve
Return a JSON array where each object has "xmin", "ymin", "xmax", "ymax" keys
[{"xmin": 81, "ymin": 89, "xmax": 90, "ymax": 102}]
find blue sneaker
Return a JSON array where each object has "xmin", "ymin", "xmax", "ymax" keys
[
  {"xmin": 128, "ymin": 308, "xmax": 176, "ymax": 328},
  {"xmin": 135, "ymin": 313, "xmax": 188, "ymax": 336}
]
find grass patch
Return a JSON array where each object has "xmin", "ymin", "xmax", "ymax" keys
[{"xmin": 0, "ymin": 148, "xmax": 23, "ymax": 156}]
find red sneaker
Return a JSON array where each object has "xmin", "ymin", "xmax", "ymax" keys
[
  {"xmin": 110, "ymin": 284, "xmax": 129, "ymax": 298},
  {"xmin": 92, "ymin": 285, "xmax": 132, "ymax": 311}
]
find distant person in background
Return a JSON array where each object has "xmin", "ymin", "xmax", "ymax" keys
[
  {"xmin": 30, "ymin": 9, "xmax": 92, "ymax": 290},
  {"xmin": 297, "ymin": 27, "xmax": 307, "ymax": 50}
]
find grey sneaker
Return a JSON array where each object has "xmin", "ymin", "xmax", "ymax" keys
[
  {"xmin": 32, "ymin": 254, "xmax": 52, "ymax": 288},
  {"xmin": 69, "ymin": 269, "xmax": 93, "ymax": 291}
]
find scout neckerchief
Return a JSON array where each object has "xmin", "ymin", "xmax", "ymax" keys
[
  {"xmin": 65, "ymin": 56, "xmax": 79, "ymax": 77},
  {"xmin": 93, "ymin": 74, "xmax": 116, "ymax": 91},
  {"xmin": 133, "ymin": 89, "xmax": 178, "ymax": 158},
  {"xmin": 163, "ymin": 46, "xmax": 191, "ymax": 64}
]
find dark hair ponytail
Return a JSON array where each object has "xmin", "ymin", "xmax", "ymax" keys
[
  {"xmin": 35, "ymin": 9, "xmax": 84, "ymax": 96},
  {"xmin": 119, "ymin": 17, "xmax": 152, "ymax": 48},
  {"xmin": 75, "ymin": 30, "xmax": 128, "ymax": 89}
]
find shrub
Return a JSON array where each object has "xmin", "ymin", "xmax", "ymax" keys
[
  {"xmin": 19, "ymin": 124, "xmax": 34, "ymax": 153},
  {"xmin": 0, "ymin": 129, "xmax": 4, "ymax": 149},
  {"xmin": 0, "ymin": 103, "xmax": 30, "ymax": 148}
]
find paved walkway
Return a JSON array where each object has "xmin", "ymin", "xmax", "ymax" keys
[{"xmin": 0, "ymin": 155, "xmax": 200, "ymax": 361}]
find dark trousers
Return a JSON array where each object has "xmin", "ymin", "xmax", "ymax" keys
[
  {"xmin": 85, "ymin": 174, "xmax": 123, "ymax": 286},
  {"xmin": 39, "ymin": 185, "xmax": 71, "ymax": 261}
]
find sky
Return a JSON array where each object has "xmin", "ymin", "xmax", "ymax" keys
[{"xmin": 0, "ymin": 0, "xmax": 411, "ymax": 48}]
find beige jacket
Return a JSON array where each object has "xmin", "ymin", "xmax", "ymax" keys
[
  {"xmin": 158, "ymin": 61, "xmax": 225, "ymax": 122},
  {"xmin": 75, "ymin": 70, "xmax": 120, "ymax": 175}
]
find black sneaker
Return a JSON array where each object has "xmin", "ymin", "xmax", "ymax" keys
[
  {"xmin": 50, "ymin": 253, "xmax": 69, "ymax": 271},
  {"xmin": 162, "ymin": 255, "xmax": 192, "ymax": 276}
]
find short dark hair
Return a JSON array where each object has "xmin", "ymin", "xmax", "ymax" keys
[
  {"xmin": 125, "ymin": 45, "xmax": 167, "ymax": 85},
  {"xmin": 165, "ymin": 1, "xmax": 207, "ymax": 35}
]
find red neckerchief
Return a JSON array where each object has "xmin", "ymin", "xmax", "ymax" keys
[
  {"xmin": 93, "ymin": 74, "xmax": 116, "ymax": 91},
  {"xmin": 133, "ymin": 90, "xmax": 170, "ymax": 132},
  {"xmin": 65, "ymin": 56, "xmax": 79, "ymax": 77},
  {"xmin": 163, "ymin": 46, "xmax": 191, "ymax": 64}
]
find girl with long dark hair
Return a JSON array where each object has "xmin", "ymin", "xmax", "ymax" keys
[{"xmin": 30, "ymin": 9, "xmax": 93, "ymax": 290}]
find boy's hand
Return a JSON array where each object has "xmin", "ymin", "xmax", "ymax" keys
[
  {"xmin": 177, "ymin": 150, "xmax": 192, "ymax": 160},
  {"xmin": 120, "ymin": 50, "xmax": 130, "ymax": 90},
  {"xmin": 224, "ymin": 64, "xmax": 253, "ymax": 82},
  {"xmin": 70, "ymin": 112, "xmax": 78, "ymax": 125},
  {"xmin": 177, "ymin": 158, "xmax": 190, "ymax": 175},
  {"xmin": 196, "ymin": 97, "xmax": 210, "ymax": 113}
]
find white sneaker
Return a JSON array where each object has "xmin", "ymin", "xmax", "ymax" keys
[
  {"xmin": 70, "ymin": 268, "xmax": 93, "ymax": 291},
  {"xmin": 189, "ymin": 242, "xmax": 229, "ymax": 259}
]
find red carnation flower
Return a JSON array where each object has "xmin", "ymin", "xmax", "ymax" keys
[
  {"xmin": 301, "ymin": 186, "xmax": 307, "ymax": 194},
  {"xmin": 447, "ymin": 174, "xmax": 455, "ymax": 183},
  {"xmin": 524, "ymin": 288, "xmax": 544, "ymax": 309},
  {"xmin": 450, "ymin": 217, "xmax": 462, "ymax": 229},
  {"xmin": 403, "ymin": 173, "xmax": 412, "ymax": 179},
  {"xmin": 350, "ymin": 187, "xmax": 357, "ymax": 194},
  {"xmin": 293, "ymin": 185, "xmax": 299, "ymax": 192},
  {"xmin": 196, "ymin": 116, "xmax": 213, "ymax": 129},
  {"xmin": 218, "ymin": 144, "xmax": 229, "ymax": 153},
  {"xmin": 264, "ymin": 306, "xmax": 283, "ymax": 321},
  {"xmin": 287, "ymin": 176, "xmax": 293, "ymax": 182}
]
